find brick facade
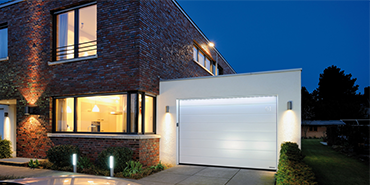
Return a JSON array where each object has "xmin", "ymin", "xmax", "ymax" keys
[
  {"xmin": 0, "ymin": 0, "xmax": 235, "ymax": 165},
  {"xmin": 51, "ymin": 137, "xmax": 159, "ymax": 167}
]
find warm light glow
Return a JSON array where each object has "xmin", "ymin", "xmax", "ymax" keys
[
  {"xmin": 208, "ymin": 42, "xmax": 215, "ymax": 47},
  {"xmin": 4, "ymin": 117, "xmax": 11, "ymax": 141},
  {"xmin": 72, "ymin": 153, "xmax": 76, "ymax": 166},
  {"xmin": 92, "ymin": 104, "xmax": 100, "ymax": 112},
  {"xmin": 282, "ymin": 110, "xmax": 298, "ymax": 142},
  {"xmin": 67, "ymin": 106, "xmax": 72, "ymax": 113},
  {"xmin": 109, "ymin": 156, "xmax": 113, "ymax": 168}
]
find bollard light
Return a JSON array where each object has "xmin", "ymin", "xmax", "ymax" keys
[
  {"xmin": 109, "ymin": 156, "xmax": 114, "ymax": 177},
  {"xmin": 72, "ymin": 154, "xmax": 77, "ymax": 173}
]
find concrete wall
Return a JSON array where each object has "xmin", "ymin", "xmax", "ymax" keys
[{"xmin": 157, "ymin": 69, "xmax": 301, "ymax": 165}]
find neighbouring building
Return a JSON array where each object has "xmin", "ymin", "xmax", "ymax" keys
[
  {"xmin": 0, "ymin": 0, "xmax": 301, "ymax": 170},
  {"xmin": 301, "ymin": 120, "xmax": 346, "ymax": 138}
]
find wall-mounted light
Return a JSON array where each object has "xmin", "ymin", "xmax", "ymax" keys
[
  {"xmin": 208, "ymin": 42, "xmax": 215, "ymax": 47},
  {"xmin": 4, "ymin": 112, "xmax": 8, "ymax": 117},
  {"xmin": 287, "ymin": 101, "xmax": 292, "ymax": 110},
  {"xmin": 25, "ymin": 106, "xmax": 40, "ymax": 115},
  {"xmin": 165, "ymin": 106, "xmax": 169, "ymax": 113}
]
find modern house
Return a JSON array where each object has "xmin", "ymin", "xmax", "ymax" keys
[{"xmin": 0, "ymin": 0, "xmax": 301, "ymax": 170}]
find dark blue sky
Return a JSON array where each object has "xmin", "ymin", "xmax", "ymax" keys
[{"xmin": 177, "ymin": 0, "xmax": 369, "ymax": 94}]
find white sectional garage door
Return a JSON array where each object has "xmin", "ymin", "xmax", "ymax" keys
[{"xmin": 179, "ymin": 96, "xmax": 277, "ymax": 170}]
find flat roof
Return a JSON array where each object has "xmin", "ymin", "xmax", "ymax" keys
[{"xmin": 302, "ymin": 120, "xmax": 346, "ymax": 126}]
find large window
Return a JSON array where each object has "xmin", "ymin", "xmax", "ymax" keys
[
  {"xmin": 54, "ymin": 92, "xmax": 155, "ymax": 134},
  {"xmin": 54, "ymin": 3, "xmax": 97, "ymax": 61},
  {"xmin": 193, "ymin": 45, "xmax": 216, "ymax": 75},
  {"xmin": 0, "ymin": 23, "xmax": 7, "ymax": 60}
]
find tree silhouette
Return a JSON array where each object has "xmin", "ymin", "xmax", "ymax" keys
[
  {"xmin": 314, "ymin": 65, "xmax": 364, "ymax": 120},
  {"xmin": 301, "ymin": 86, "xmax": 315, "ymax": 120}
]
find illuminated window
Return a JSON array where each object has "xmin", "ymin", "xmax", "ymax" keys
[
  {"xmin": 53, "ymin": 3, "xmax": 97, "ymax": 61},
  {"xmin": 0, "ymin": 23, "xmax": 7, "ymax": 60},
  {"xmin": 192, "ymin": 45, "xmax": 217, "ymax": 75},
  {"xmin": 54, "ymin": 92, "xmax": 156, "ymax": 134}
]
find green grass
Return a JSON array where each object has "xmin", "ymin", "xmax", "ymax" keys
[{"xmin": 301, "ymin": 139, "xmax": 370, "ymax": 185}]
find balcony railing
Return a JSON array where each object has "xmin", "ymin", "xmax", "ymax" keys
[{"xmin": 54, "ymin": 40, "xmax": 97, "ymax": 61}]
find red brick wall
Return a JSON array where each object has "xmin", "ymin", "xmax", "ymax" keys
[
  {"xmin": 50, "ymin": 137, "xmax": 160, "ymax": 167},
  {"xmin": 0, "ymin": 0, "xmax": 235, "ymax": 159}
]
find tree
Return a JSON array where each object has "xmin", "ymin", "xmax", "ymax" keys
[
  {"xmin": 314, "ymin": 65, "xmax": 364, "ymax": 120},
  {"xmin": 301, "ymin": 86, "xmax": 315, "ymax": 120}
]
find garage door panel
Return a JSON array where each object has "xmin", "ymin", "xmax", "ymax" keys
[
  {"xmin": 181, "ymin": 139, "xmax": 276, "ymax": 151},
  {"xmin": 180, "ymin": 97, "xmax": 276, "ymax": 106},
  {"xmin": 180, "ymin": 131, "xmax": 276, "ymax": 141},
  {"xmin": 181, "ymin": 147, "xmax": 276, "ymax": 161},
  {"xmin": 180, "ymin": 156, "xmax": 276, "ymax": 169},
  {"xmin": 180, "ymin": 103, "xmax": 276, "ymax": 115},
  {"xmin": 179, "ymin": 97, "xmax": 277, "ymax": 170},
  {"xmin": 180, "ymin": 122, "xmax": 276, "ymax": 132},
  {"xmin": 180, "ymin": 114, "xmax": 276, "ymax": 123}
]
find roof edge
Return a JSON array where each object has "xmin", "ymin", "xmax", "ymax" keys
[
  {"xmin": 171, "ymin": 0, "xmax": 236, "ymax": 74},
  {"xmin": 0, "ymin": 0, "xmax": 23, "ymax": 8},
  {"xmin": 160, "ymin": 68, "xmax": 302, "ymax": 82}
]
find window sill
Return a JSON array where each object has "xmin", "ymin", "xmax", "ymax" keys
[
  {"xmin": 193, "ymin": 59, "xmax": 215, "ymax": 76},
  {"xmin": 0, "ymin": 57, "xmax": 9, "ymax": 62},
  {"xmin": 47, "ymin": 133, "xmax": 161, "ymax": 139},
  {"xmin": 48, "ymin": 55, "xmax": 97, "ymax": 66}
]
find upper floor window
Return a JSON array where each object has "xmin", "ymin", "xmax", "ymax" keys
[
  {"xmin": 53, "ymin": 3, "xmax": 97, "ymax": 61},
  {"xmin": 0, "ymin": 23, "xmax": 7, "ymax": 60},
  {"xmin": 193, "ymin": 45, "xmax": 216, "ymax": 75}
]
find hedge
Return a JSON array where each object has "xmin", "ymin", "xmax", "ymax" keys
[
  {"xmin": 0, "ymin": 136, "xmax": 12, "ymax": 159},
  {"xmin": 276, "ymin": 142, "xmax": 317, "ymax": 185}
]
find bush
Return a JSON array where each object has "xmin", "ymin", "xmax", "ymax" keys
[
  {"xmin": 81, "ymin": 165, "xmax": 109, "ymax": 176},
  {"xmin": 97, "ymin": 147, "xmax": 133, "ymax": 172},
  {"xmin": 78, "ymin": 156, "xmax": 93, "ymax": 169},
  {"xmin": 0, "ymin": 136, "xmax": 12, "ymax": 159},
  {"xmin": 46, "ymin": 145, "xmax": 80, "ymax": 168},
  {"xmin": 276, "ymin": 142, "xmax": 317, "ymax": 185},
  {"xmin": 121, "ymin": 160, "xmax": 143, "ymax": 177}
]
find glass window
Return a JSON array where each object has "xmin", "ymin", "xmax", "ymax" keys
[
  {"xmin": 56, "ymin": 98, "xmax": 74, "ymax": 132},
  {"xmin": 193, "ymin": 46, "xmax": 198, "ymax": 61},
  {"xmin": 145, "ymin": 96, "xmax": 154, "ymax": 133},
  {"xmin": 205, "ymin": 58, "xmax": 210, "ymax": 71},
  {"xmin": 55, "ymin": 4, "xmax": 96, "ymax": 61},
  {"xmin": 198, "ymin": 52, "xmax": 204, "ymax": 66},
  {"xmin": 0, "ymin": 25, "xmax": 7, "ymax": 59},
  {"xmin": 77, "ymin": 95, "xmax": 127, "ymax": 132}
]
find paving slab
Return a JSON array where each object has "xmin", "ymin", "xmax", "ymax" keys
[
  {"xmin": 194, "ymin": 167, "xmax": 239, "ymax": 179},
  {"xmin": 163, "ymin": 165, "xmax": 206, "ymax": 175},
  {"xmin": 177, "ymin": 175, "xmax": 230, "ymax": 185},
  {"xmin": 226, "ymin": 169, "xmax": 275, "ymax": 185},
  {"xmin": 139, "ymin": 170, "xmax": 191, "ymax": 184},
  {"xmin": 0, "ymin": 157, "xmax": 46, "ymax": 167}
]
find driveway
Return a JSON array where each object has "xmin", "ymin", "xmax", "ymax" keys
[{"xmin": 136, "ymin": 165, "xmax": 275, "ymax": 185}]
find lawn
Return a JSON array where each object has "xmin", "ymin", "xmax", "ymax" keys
[{"xmin": 301, "ymin": 139, "xmax": 369, "ymax": 185}]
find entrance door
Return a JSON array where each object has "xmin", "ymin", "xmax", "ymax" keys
[{"xmin": 178, "ymin": 96, "xmax": 277, "ymax": 170}]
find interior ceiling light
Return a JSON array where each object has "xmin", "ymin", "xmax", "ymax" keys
[
  {"xmin": 67, "ymin": 106, "xmax": 72, "ymax": 113},
  {"xmin": 92, "ymin": 104, "xmax": 100, "ymax": 112}
]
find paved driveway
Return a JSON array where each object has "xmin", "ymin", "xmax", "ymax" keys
[{"xmin": 136, "ymin": 165, "xmax": 275, "ymax": 185}]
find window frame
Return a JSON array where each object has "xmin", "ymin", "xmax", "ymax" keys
[
  {"xmin": 52, "ymin": 2, "xmax": 97, "ymax": 62},
  {"xmin": 0, "ymin": 23, "xmax": 8, "ymax": 61},
  {"xmin": 192, "ymin": 42, "xmax": 217, "ymax": 75},
  {"xmin": 52, "ymin": 91, "xmax": 156, "ymax": 134}
]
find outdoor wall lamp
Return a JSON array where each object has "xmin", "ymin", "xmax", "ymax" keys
[
  {"xmin": 287, "ymin": 101, "xmax": 292, "ymax": 110},
  {"xmin": 166, "ymin": 106, "xmax": 169, "ymax": 113},
  {"xmin": 208, "ymin": 42, "xmax": 215, "ymax": 47},
  {"xmin": 25, "ymin": 106, "xmax": 40, "ymax": 115},
  {"xmin": 4, "ymin": 112, "xmax": 8, "ymax": 117}
]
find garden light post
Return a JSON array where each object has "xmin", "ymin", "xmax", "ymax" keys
[
  {"xmin": 110, "ymin": 156, "xmax": 114, "ymax": 177},
  {"xmin": 72, "ymin": 154, "xmax": 77, "ymax": 173}
]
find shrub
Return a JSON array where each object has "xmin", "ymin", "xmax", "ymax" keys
[
  {"xmin": 150, "ymin": 161, "xmax": 165, "ymax": 170},
  {"xmin": 46, "ymin": 145, "xmax": 80, "ymax": 168},
  {"xmin": 81, "ymin": 165, "xmax": 109, "ymax": 176},
  {"xmin": 78, "ymin": 156, "xmax": 93, "ymax": 169},
  {"xmin": 122, "ymin": 160, "xmax": 143, "ymax": 177},
  {"xmin": 0, "ymin": 136, "xmax": 12, "ymax": 159},
  {"xmin": 97, "ymin": 146, "xmax": 133, "ymax": 172},
  {"xmin": 28, "ymin": 159, "xmax": 40, "ymax": 168},
  {"xmin": 276, "ymin": 142, "xmax": 317, "ymax": 185}
]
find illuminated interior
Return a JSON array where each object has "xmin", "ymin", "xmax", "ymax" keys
[
  {"xmin": 55, "ymin": 93, "xmax": 155, "ymax": 134},
  {"xmin": 56, "ymin": 4, "xmax": 97, "ymax": 60}
]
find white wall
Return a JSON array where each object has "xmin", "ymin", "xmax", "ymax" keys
[
  {"xmin": 157, "ymin": 69, "xmax": 301, "ymax": 165},
  {"xmin": 0, "ymin": 104, "xmax": 16, "ymax": 157}
]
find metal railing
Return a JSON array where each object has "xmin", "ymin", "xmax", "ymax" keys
[{"xmin": 55, "ymin": 40, "xmax": 97, "ymax": 60}]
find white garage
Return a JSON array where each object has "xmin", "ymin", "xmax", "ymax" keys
[
  {"xmin": 157, "ymin": 69, "xmax": 301, "ymax": 170},
  {"xmin": 179, "ymin": 97, "xmax": 277, "ymax": 169}
]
